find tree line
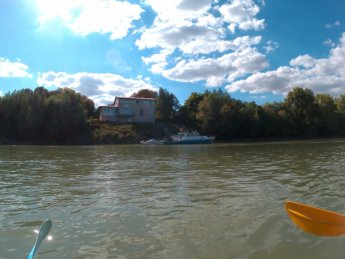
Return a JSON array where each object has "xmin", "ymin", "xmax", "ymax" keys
[
  {"xmin": 0, "ymin": 87, "xmax": 94, "ymax": 144},
  {"xmin": 133, "ymin": 87, "xmax": 345, "ymax": 140},
  {"xmin": 1, "ymin": 86, "xmax": 345, "ymax": 144}
]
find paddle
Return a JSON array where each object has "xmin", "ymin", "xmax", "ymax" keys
[
  {"xmin": 285, "ymin": 200, "xmax": 345, "ymax": 237},
  {"xmin": 27, "ymin": 219, "xmax": 52, "ymax": 259}
]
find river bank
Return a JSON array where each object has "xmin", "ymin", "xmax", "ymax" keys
[
  {"xmin": 0, "ymin": 120, "xmax": 183, "ymax": 145},
  {"xmin": 2, "ymin": 118, "xmax": 345, "ymax": 145}
]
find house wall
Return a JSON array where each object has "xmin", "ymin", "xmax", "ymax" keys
[
  {"xmin": 99, "ymin": 106, "xmax": 118, "ymax": 122},
  {"xmin": 117, "ymin": 98, "xmax": 156, "ymax": 123},
  {"xmin": 99, "ymin": 97, "xmax": 156, "ymax": 123}
]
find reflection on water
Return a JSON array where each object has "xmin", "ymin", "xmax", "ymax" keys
[{"xmin": 1, "ymin": 140, "xmax": 345, "ymax": 258}]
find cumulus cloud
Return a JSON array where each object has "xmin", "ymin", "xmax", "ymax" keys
[
  {"xmin": 162, "ymin": 47, "xmax": 268, "ymax": 86},
  {"xmin": 136, "ymin": 22, "xmax": 222, "ymax": 51},
  {"xmin": 219, "ymin": 0, "xmax": 265, "ymax": 33},
  {"xmin": 36, "ymin": 0, "xmax": 268, "ymax": 90},
  {"xmin": 37, "ymin": 72, "xmax": 158, "ymax": 106},
  {"xmin": 138, "ymin": 0, "xmax": 266, "ymax": 86},
  {"xmin": 143, "ymin": 0, "xmax": 211, "ymax": 22},
  {"xmin": 226, "ymin": 33, "xmax": 345, "ymax": 96},
  {"xmin": 0, "ymin": 58, "xmax": 31, "ymax": 78},
  {"xmin": 37, "ymin": 0, "xmax": 143, "ymax": 40},
  {"xmin": 181, "ymin": 36, "xmax": 262, "ymax": 55}
]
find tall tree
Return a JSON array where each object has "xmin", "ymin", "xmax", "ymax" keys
[
  {"xmin": 315, "ymin": 94, "xmax": 337, "ymax": 135},
  {"xmin": 177, "ymin": 92, "xmax": 204, "ymax": 128},
  {"xmin": 284, "ymin": 87, "xmax": 317, "ymax": 136},
  {"xmin": 196, "ymin": 90, "xmax": 233, "ymax": 135},
  {"xmin": 131, "ymin": 89, "xmax": 158, "ymax": 99},
  {"xmin": 156, "ymin": 88, "xmax": 179, "ymax": 121},
  {"xmin": 336, "ymin": 95, "xmax": 345, "ymax": 113},
  {"xmin": 0, "ymin": 87, "xmax": 93, "ymax": 144}
]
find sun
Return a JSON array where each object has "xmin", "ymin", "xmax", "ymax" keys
[{"xmin": 35, "ymin": 0, "xmax": 83, "ymax": 24}]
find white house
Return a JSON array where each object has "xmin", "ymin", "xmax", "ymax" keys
[{"xmin": 99, "ymin": 96, "xmax": 156, "ymax": 123}]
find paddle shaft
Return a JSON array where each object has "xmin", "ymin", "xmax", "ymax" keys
[{"xmin": 28, "ymin": 220, "xmax": 52, "ymax": 259}]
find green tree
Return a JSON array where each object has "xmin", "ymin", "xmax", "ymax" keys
[
  {"xmin": 238, "ymin": 102, "xmax": 262, "ymax": 138},
  {"xmin": 261, "ymin": 102, "xmax": 292, "ymax": 137},
  {"xmin": 336, "ymin": 95, "xmax": 345, "ymax": 113},
  {"xmin": 0, "ymin": 87, "xmax": 93, "ymax": 144},
  {"xmin": 284, "ymin": 87, "xmax": 317, "ymax": 136},
  {"xmin": 156, "ymin": 88, "xmax": 179, "ymax": 121},
  {"xmin": 335, "ymin": 95, "xmax": 345, "ymax": 134},
  {"xmin": 196, "ymin": 90, "xmax": 233, "ymax": 135},
  {"xmin": 177, "ymin": 92, "xmax": 204, "ymax": 128},
  {"xmin": 315, "ymin": 94, "xmax": 337, "ymax": 135},
  {"xmin": 131, "ymin": 89, "xmax": 158, "ymax": 99}
]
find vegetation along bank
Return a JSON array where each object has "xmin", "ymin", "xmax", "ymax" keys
[{"xmin": 1, "ymin": 86, "xmax": 345, "ymax": 145}]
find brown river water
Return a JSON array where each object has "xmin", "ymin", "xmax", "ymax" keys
[{"xmin": 1, "ymin": 140, "xmax": 345, "ymax": 258}]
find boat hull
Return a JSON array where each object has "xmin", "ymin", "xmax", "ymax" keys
[
  {"xmin": 140, "ymin": 139, "xmax": 164, "ymax": 145},
  {"xmin": 164, "ymin": 138, "xmax": 214, "ymax": 145}
]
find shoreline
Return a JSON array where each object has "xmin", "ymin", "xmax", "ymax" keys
[{"xmin": 1, "ymin": 135, "xmax": 345, "ymax": 146}]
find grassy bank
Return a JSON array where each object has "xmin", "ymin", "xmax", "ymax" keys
[{"xmin": 88, "ymin": 119, "xmax": 182, "ymax": 144}]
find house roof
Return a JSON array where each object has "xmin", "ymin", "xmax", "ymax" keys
[
  {"xmin": 115, "ymin": 96, "xmax": 157, "ymax": 101},
  {"xmin": 100, "ymin": 96, "xmax": 157, "ymax": 108},
  {"xmin": 112, "ymin": 96, "xmax": 156, "ymax": 105}
]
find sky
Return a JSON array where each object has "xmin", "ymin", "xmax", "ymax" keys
[{"xmin": 0, "ymin": 0, "xmax": 345, "ymax": 107}]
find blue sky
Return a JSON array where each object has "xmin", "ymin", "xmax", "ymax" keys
[{"xmin": 0, "ymin": 0, "xmax": 344, "ymax": 106}]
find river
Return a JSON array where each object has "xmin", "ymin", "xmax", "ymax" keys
[{"xmin": 1, "ymin": 140, "xmax": 345, "ymax": 258}]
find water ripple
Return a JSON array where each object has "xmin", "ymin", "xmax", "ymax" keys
[{"xmin": 2, "ymin": 141, "xmax": 345, "ymax": 258}]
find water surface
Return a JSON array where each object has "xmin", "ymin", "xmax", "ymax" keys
[{"xmin": 1, "ymin": 140, "xmax": 345, "ymax": 258}]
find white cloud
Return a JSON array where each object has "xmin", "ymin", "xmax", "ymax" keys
[
  {"xmin": 136, "ymin": 21, "xmax": 222, "ymax": 51},
  {"xmin": 323, "ymin": 38, "xmax": 336, "ymax": 48},
  {"xmin": 142, "ymin": 50, "xmax": 172, "ymax": 65},
  {"xmin": 181, "ymin": 36, "xmax": 262, "ymax": 55},
  {"xmin": 289, "ymin": 54, "xmax": 316, "ymax": 68},
  {"xmin": 264, "ymin": 40, "xmax": 279, "ymax": 54},
  {"xmin": 325, "ymin": 21, "xmax": 341, "ymax": 29},
  {"xmin": 142, "ymin": 0, "xmax": 211, "ymax": 22},
  {"xmin": 162, "ymin": 47, "xmax": 268, "ymax": 86},
  {"xmin": 0, "ymin": 91, "xmax": 3, "ymax": 97},
  {"xmin": 37, "ymin": 71, "xmax": 158, "ymax": 106},
  {"xmin": 177, "ymin": 0, "xmax": 212, "ymax": 11},
  {"xmin": 226, "ymin": 33, "xmax": 345, "ymax": 96},
  {"xmin": 37, "ymin": 0, "xmax": 143, "ymax": 40},
  {"xmin": 0, "ymin": 58, "xmax": 31, "ymax": 78},
  {"xmin": 219, "ymin": 0, "xmax": 265, "ymax": 33},
  {"xmin": 137, "ymin": 0, "xmax": 267, "ymax": 86}
]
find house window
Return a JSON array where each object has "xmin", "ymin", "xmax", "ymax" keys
[{"xmin": 140, "ymin": 109, "xmax": 144, "ymax": 116}]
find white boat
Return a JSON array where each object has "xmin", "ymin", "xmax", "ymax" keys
[
  {"xmin": 165, "ymin": 130, "xmax": 215, "ymax": 144},
  {"xmin": 140, "ymin": 139, "xmax": 165, "ymax": 145}
]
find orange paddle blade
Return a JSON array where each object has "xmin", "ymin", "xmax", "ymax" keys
[{"xmin": 285, "ymin": 200, "xmax": 345, "ymax": 237}]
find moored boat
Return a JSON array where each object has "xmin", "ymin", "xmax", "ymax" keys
[
  {"xmin": 165, "ymin": 130, "xmax": 215, "ymax": 144},
  {"xmin": 140, "ymin": 139, "xmax": 165, "ymax": 145}
]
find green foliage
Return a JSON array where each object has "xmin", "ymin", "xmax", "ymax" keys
[
  {"xmin": 2, "ymin": 85, "xmax": 345, "ymax": 144},
  {"xmin": 131, "ymin": 89, "xmax": 158, "ymax": 99},
  {"xmin": 156, "ymin": 88, "xmax": 179, "ymax": 121},
  {"xmin": 283, "ymin": 87, "xmax": 317, "ymax": 136},
  {"xmin": 91, "ymin": 122, "xmax": 135, "ymax": 144},
  {"xmin": 196, "ymin": 89, "xmax": 233, "ymax": 135},
  {"xmin": 131, "ymin": 88, "xmax": 179, "ymax": 122},
  {"xmin": 0, "ymin": 87, "xmax": 95, "ymax": 144},
  {"xmin": 177, "ymin": 92, "xmax": 203, "ymax": 128},
  {"xmin": 336, "ymin": 95, "xmax": 345, "ymax": 113},
  {"xmin": 177, "ymin": 87, "xmax": 345, "ymax": 140}
]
